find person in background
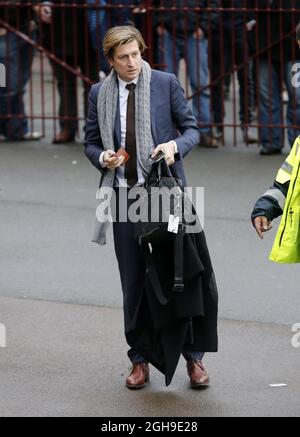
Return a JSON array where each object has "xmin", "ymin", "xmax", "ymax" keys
[
  {"xmin": 249, "ymin": 0, "xmax": 300, "ymax": 155},
  {"xmin": 87, "ymin": 0, "xmax": 146, "ymax": 78},
  {"xmin": 210, "ymin": 0, "xmax": 258, "ymax": 145},
  {"xmin": 251, "ymin": 24, "xmax": 300, "ymax": 258},
  {"xmin": 0, "ymin": 1, "xmax": 42, "ymax": 141},
  {"xmin": 156, "ymin": 0, "xmax": 221, "ymax": 148},
  {"xmin": 39, "ymin": 0, "xmax": 98, "ymax": 144}
]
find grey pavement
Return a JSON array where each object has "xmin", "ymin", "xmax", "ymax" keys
[
  {"xmin": 1, "ymin": 138, "xmax": 300, "ymax": 324},
  {"xmin": 1, "ymin": 137, "xmax": 300, "ymax": 417},
  {"xmin": 1, "ymin": 295, "xmax": 300, "ymax": 417}
]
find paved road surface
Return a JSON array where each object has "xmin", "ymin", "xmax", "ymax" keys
[{"xmin": 1, "ymin": 136, "xmax": 300, "ymax": 416}]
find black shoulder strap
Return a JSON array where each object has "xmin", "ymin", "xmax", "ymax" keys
[
  {"xmin": 173, "ymin": 225, "xmax": 184, "ymax": 292},
  {"xmin": 143, "ymin": 243, "xmax": 168, "ymax": 306},
  {"xmin": 141, "ymin": 229, "xmax": 184, "ymax": 306}
]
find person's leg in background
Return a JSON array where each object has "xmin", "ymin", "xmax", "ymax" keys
[
  {"xmin": 51, "ymin": 55, "xmax": 77, "ymax": 144},
  {"xmin": 234, "ymin": 29, "xmax": 258, "ymax": 144},
  {"xmin": 210, "ymin": 32, "xmax": 225, "ymax": 142},
  {"xmin": 19, "ymin": 27, "xmax": 41, "ymax": 139},
  {"xmin": 87, "ymin": 0, "xmax": 110, "ymax": 76},
  {"xmin": 258, "ymin": 59, "xmax": 283, "ymax": 154},
  {"xmin": 0, "ymin": 29, "xmax": 39, "ymax": 140},
  {"xmin": 78, "ymin": 48, "xmax": 99, "ymax": 132},
  {"xmin": 188, "ymin": 34, "xmax": 218, "ymax": 148},
  {"xmin": 158, "ymin": 29, "xmax": 180, "ymax": 75},
  {"xmin": 223, "ymin": 47, "xmax": 232, "ymax": 99}
]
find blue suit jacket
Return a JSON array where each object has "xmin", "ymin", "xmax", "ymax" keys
[{"xmin": 84, "ymin": 69, "xmax": 200, "ymax": 186}]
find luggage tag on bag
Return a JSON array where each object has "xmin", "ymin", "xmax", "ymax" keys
[
  {"xmin": 168, "ymin": 192, "xmax": 182, "ymax": 233},
  {"xmin": 168, "ymin": 214, "xmax": 179, "ymax": 234}
]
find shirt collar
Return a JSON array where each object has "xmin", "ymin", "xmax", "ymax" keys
[{"xmin": 118, "ymin": 76, "xmax": 138, "ymax": 91}]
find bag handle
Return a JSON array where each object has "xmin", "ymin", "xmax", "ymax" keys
[
  {"xmin": 145, "ymin": 157, "xmax": 180, "ymax": 188},
  {"xmin": 157, "ymin": 157, "xmax": 173, "ymax": 179}
]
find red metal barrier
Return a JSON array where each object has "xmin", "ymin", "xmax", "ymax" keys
[{"xmin": 1, "ymin": 1, "xmax": 300, "ymax": 148}]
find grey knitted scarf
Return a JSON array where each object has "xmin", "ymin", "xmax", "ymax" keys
[{"xmin": 92, "ymin": 60, "xmax": 154, "ymax": 245}]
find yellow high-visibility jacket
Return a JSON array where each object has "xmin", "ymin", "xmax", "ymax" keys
[{"xmin": 270, "ymin": 136, "xmax": 300, "ymax": 263}]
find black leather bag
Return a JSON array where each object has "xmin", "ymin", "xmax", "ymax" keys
[
  {"xmin": 136, "ymin": 158, "xmax": 183, "ymax": 243},
  {"xmin": 135, "ymin": 159, "xmax": 185, "ymax": 304}
]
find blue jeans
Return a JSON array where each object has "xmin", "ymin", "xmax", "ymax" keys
[
  {"xmin": 159, "ymin": 31, "xmax": 211, "ymax": 133},
  {"xmin": 0, "ymin": 29, "xmax": 35, "ymax": 140},
  {"xmin": 258, "ymin": 59, "xmax": 300, "ymax": 150}
]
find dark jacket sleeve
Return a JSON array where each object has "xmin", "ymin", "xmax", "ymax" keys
[
  {"xmin": 251, "ymin": 180, "xmax": 290, "ymax": 223},
  {"xmin": 169, "ymin": 74, "xmax": 200, "ymax": 157},
  {"xmin": 84, "ymin": 83, "xmax": 105, "ymax": 173}
]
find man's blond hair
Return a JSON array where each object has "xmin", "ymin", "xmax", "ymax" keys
[
  {"xmin": 296, "ymin": 21, "xmax": 300, "ymax": 43},
  {"xmin": 103, "ymin": 25, "xmax": 147, "ymax": 60}
]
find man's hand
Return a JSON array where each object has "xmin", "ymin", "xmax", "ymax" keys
[
  {"xmin": 103, "ymin": 150, "xmax": 124, "ymax": 170},
  {"xmin": 151, "ymin": 141, "xmax": 176, "ymax": 166},
  {"xmin": 34, "ymin": 3, "xmax": 52, "ymax": 24},
  {"xmin": 193, "ymin": 27, "xmax": 204, "ymax": 39},
  {"xmin": 246, "ymin": 19, "xmax": 256, "ymax": 31},
  {"xmin": 156, "ymin": 25, "xmax": 165, "ymax": 36},
  {"xmin": 253, "ymin": 216, "xmax": 273, "ymax": 239}
]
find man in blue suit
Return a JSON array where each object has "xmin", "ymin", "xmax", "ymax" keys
[{"xmin": 84, "ymin": 25, "xmax": 210, "ymax": 389}]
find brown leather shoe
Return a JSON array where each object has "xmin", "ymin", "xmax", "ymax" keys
[
  {"xmin": 198, "ymin": 133, "xmax": 219, "ymax": 148},
  {"xmin": 187, "ymin": 359, "xmax": 209, "ymax": 388},
  {"xmin": 126, "ymin": 363, "xmax": 149, "ymax": 389},
  {"xmin": 52, "ymin": 129, "xmax": 75, "ymax": 144}
]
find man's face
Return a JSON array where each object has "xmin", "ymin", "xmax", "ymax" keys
[
  {"xmin": 298, "ymin": 39, "xmax": 300, "ymax": 49},
  {"xmin": 108, "ymin": 40, "xmax": 142, "ymax": 82}
]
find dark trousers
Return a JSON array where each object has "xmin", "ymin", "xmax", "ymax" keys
[
  {"xmin": 112, "ymin": 189, "xmax": 204, "ymax": 364},
  {"xmin": 211, "ymin": 29, "xmax": 255, "ymax": 126},
  {"xmin": 50, "ymin": 53, "xmax": 98, "ymax": 133},
  {"xmin": 0, "ymin": 28, "xmax": 36, "ymax": 139}
]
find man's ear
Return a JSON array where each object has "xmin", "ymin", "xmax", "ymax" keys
[
  {"xmin": 297, "ymin": 39, "xmax": 300, "ymax": 48},
  {"xmin": 107, "ymin": 56, "xmax": 114, "ymax": 68}
]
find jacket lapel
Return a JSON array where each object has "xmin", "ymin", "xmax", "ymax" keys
[{"xmin": 150, "ymin": 75, "xmax": 157, "ymax": 144}]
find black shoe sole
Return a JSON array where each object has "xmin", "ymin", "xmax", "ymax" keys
[
  {"xmin": 126, "ymin": 380, "xmax": 149, "ymax": 389},
  {"xmin": 259, "ymin": 149, "xmax": 282, "ymax": 155},
  {"xmin": 190, "ymin": 382, "xmax": 210, "ymax": 389}
]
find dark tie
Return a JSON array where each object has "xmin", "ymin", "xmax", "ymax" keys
[{"xmin": 125, "ymin": 83, "xmax": 138, "ymax": 187}]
